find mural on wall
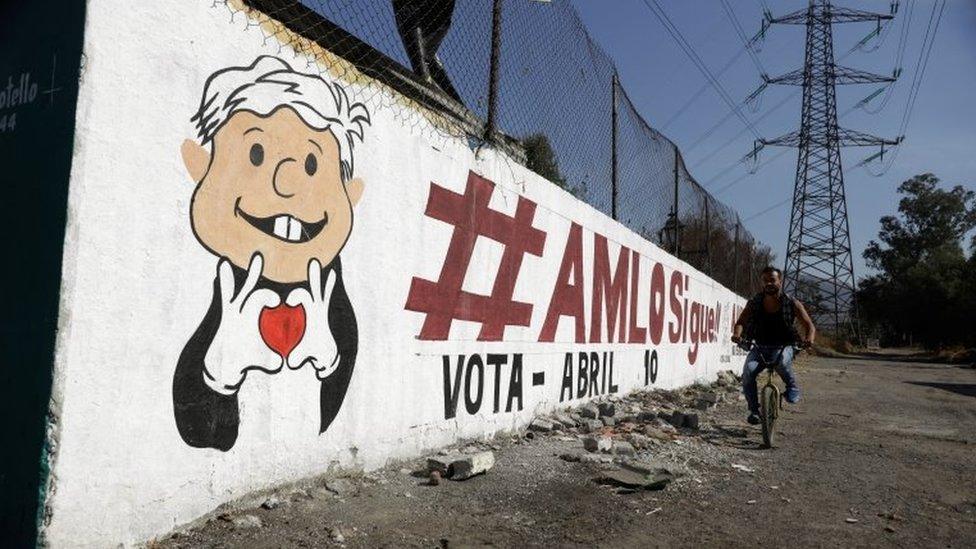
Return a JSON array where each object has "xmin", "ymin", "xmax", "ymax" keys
[{"xmin": 172, "ymin": 56, "xmax": 370, "ymax": 451}]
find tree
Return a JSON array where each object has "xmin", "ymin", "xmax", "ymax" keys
[
  {"xmin": 523, "ymin": 133, "xmax": 582, "ymax": 197},
  {"xmin": 857, "ymin": 173, "xmax": 976, "ymax": 348}
]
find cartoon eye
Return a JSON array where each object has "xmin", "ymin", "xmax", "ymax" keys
[
  {"xmin": 249, "ymin": 143, "xmax": 264, "ymax": 166},
  {"xmin": 304, "ymin": 153, "xmax": 318, "ymax": 176}
]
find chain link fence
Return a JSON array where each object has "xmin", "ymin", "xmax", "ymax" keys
[{"xmin": 224, "ymin": 0, "xmax": 773, "ymax": 296}]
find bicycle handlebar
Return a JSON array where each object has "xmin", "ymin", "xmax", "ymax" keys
[{"xmin": 733, "ymin": 338, "xmax": 811, "ymax": 353}]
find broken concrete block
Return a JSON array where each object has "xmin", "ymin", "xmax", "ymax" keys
[
  {"xmin": 231, "ymin": 515, "xmax": 263, "ymax": 529},
  {"xmin": 598, "ymin": 402, "xmax": 616, "ymax": 418},
  {"xmin": 643, "ymin": 425, "xmax": 673, "ymax": 441},
  {"xmin": 579, "ymin": 453, "xmax": 614, "ymax": 464},
  {"xmin": 580, "ymin": 404, "xmax": 600, "ymax": 419},
  {"xmin": 427, "ymin": 451, "xmax": 495, "ymax": 480},
  {"xmin": 612, "ymin": 441, "xmax": 636, "ymax": 455},
  {"xmin": 552, "ymin": 413, "xmax": 576, "ymax": 428},
  {"xmin": 638, "ymin": 410, "xmax": 658, "ymax": 422},
  {"xmin": 701, "ymin": 391, "xmax": 721, "ymax": 404},
  {"xmin": 450, "ymin": 451, "xmax": 495, "ymax": 480},
  {"xmin": 601, "ymin": 416, "xmax": 617, "ymax": 427},
  {"xmin": 582, "ymin": 419, "xmax": 604, "ymax": 432},
  {"xmin": 529, "ymin": 418, "xmax": 555, "ymax": 432},
  {"xmin": 324, "ymin": 478, "xmax": 357, "ymax": 497},
  {"xmin": 626, "ymin": 433, "xmax": 653, "ymax": 449},
  {"xmin": 655, "ymin": 418, "xmax": 678, "ymax": 433},
  {"xmin": 669, "ymin": 410, "xmax": 686, "ymax": 428},
  {"xmin": 583, "ymin": 435, "xmax": 613, "ymax": 453}
]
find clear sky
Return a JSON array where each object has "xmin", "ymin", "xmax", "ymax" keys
[{"xmin": 571, "ymin": 0, "xmax": 976, "ymax": 279}]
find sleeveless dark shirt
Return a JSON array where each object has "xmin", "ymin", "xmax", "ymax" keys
[{"xmin": 746, "ymin": 293, "xmax": 798, "ymax": 345}]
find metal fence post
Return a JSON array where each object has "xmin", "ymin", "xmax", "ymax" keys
[
  {"xmin": 747, "ymin": 245, "xmax": 754, "ymax": 292},
  {"xmin": 611, "ymin": 72, "xmax": 619, "ymax": 221},
  {"xmin": 732, "ymin": 221, "xmax": 740, "ymax": 293},
  {"xmin": 484, "ymin": 0, "xmax": 503, "ymax": 141},
  {"xmin": 704, "ymin": 197, "xmax": 711, "ymax": 275},
  {"xmin": 673, "ymin": 147, "xmax": 680, "ymax": 259}
]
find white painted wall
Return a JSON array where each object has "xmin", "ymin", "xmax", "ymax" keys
[{"xmin": 41, "ymin": 1, "xmax": 746, "ymax": 546}]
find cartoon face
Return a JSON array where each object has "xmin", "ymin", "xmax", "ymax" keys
[{"xmin": 182, "ymin": 107, "xmax": 364, "ymax": 283}]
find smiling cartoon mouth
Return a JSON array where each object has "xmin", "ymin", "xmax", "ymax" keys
[{"xmin": 236, "ymin": 203, "xmax": 327, "ymax": 243}]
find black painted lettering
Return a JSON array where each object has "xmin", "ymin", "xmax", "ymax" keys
[
  {"xmin": 577, "ymin": 352, "xmax": 589, "ymax": 398},
  {"xmin": 589, "ymin": 351, "xmax": 599, "ymax": 396},
  {"xmin": 609, "ymin": 351, "xmax": 618, "ymax": 393},
  {"xmin": 506, "ymin": 354, "xmax": 524, "ymax": 412},
  {"xmin": 443, "ymin": 354, "xmax": 464, "ymax": 419},
  {"xmin": 560, "ymin": 353, "xmax": 573, "ymax": 403},
  {"xmin": 487, "ymin": 353, "xmax": 507, "ymax": 413},
  {"xmin": 464, "ymin": 354, "xmax": 484, "ymax": 415}
]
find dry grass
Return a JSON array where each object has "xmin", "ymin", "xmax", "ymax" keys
[{"xmin": 936, "ymin": 347, "xmax": 976, "ymax": 364}]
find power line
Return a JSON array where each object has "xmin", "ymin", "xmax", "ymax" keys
[
  {"xmin": 701, "ymin": 94, "xmax": 863, "ymax": 193},
  {"xmin": 719, "ymin": 0, "xmax": 766, "ymax": 76},
  {"xmin": 657, "ymin": 16, "xmax": 731, "ymax": 101},
  {"xmin": 862, "ymin": 0, "xmax": 944, "ymax": 176},
  {"xmin": 710, "ymin": 147, "xmax": 792, "ymax": 196},
  {"xmin": 692, "ymin": 89, "xmax": 797, "ymax": 169},
  {"xmin": 895, "ymin": 0, "xmax": 917, "ymax": 69},
  {"xmin": 858, "ymin": 0, "xmax": 912, "ymax": 117},
  {"xmin": 639, "ymin": 0, "xmax": 763, "ymax": 140},
  {"xmin": 857, "ymin": 0, "xmax": 914, "ymax": 115},
  {"xmin": 682, "ymin": 29, "xmax": 869, "ymax": 165},
  {"xmin": 742, "ymin": 196, "xmax": 792, "ymax": 222},
  {"xmin": 660, "ymin": 42, "xmax": 750, "ymax": 130},
  {"xmin": 897, "ymin": 0, "xmax": 943, "ymax": 137}
]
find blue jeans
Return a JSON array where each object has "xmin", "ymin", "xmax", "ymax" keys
[{"xmin": 742, "ymin": 345, "xmax": 797, "ymax": 414}]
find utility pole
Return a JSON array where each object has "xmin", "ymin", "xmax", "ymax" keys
[{"xmin": 759, "ymin": 0, "xmax": 900, "ymax": 335}]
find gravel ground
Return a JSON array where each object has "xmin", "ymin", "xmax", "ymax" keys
[{"xmin": 156, "ymin": 354, "xmax": 976, "ymax": 548}]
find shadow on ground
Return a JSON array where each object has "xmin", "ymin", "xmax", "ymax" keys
[{"xmin": 905, "ymin": 381, "xmax": 976, "ymax": 399}]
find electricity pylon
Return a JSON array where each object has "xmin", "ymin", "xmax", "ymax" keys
[{"xmin": 760, "ymin": 0, "xmax": 901, "ymax": 335}]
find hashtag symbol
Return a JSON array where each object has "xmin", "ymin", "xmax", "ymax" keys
[{"xmin": 405, "ymin": 171, "xmax": 547, "ymax": 341}]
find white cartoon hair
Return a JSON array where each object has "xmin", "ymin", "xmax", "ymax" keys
[{"xmin": 192, "ymin": 56, "xmax": 370, "ymax": 182}]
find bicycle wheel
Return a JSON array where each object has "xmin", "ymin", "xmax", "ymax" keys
[{"xmin": 760, "ymin": 385, "xmax": 778, "ymax": 448}]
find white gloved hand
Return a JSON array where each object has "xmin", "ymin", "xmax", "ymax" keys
[
  {"xmin": 203, "ymin": 254, "xmax": 283, "ymax": 394},
  {"xmin": 285, "ymin": 259, "xmax": 340, "ymax": 379}
]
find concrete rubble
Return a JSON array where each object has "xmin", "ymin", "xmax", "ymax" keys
[
  {"xmin": 180, "ymin": 370, "xmax": 748, "ymax": 539},
  {"xmin": 435, "ymin": 372, "xmax": 742, "ymax": 491},
  {"xmin": 411, "ymin": 370, "xmax": 743, "ymax": 495},
  {"xmin": 515, "ymin": 371, "xmax": 744, "ymax": 494},
  {"xmin": 427, "ymin": 451, "xmax": 496, "ymax": 481}
]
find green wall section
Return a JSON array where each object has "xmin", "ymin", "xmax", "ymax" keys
[{"xmin": 0, "ymin": 2, "xmax": 86, "ymax": 546}]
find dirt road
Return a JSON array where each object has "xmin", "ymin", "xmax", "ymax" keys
[{"xmin": 160, "ymin": 355, "xmax": 976, "ymax": 548}]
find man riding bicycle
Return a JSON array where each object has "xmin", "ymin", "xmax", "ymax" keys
[{"xmin": 731, "ymin": 266, "xmax": 816, "ymax": 426}]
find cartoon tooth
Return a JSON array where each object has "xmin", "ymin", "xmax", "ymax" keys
[
  {"xmin": 274, "ymin": 215, "xmax": 289, "ymax": 239},
  {"xmin": 288, "ymin": 216, "xmax": 302, "ymax": 241}
]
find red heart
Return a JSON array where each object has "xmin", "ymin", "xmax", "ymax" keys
[{"xmin": 258, "ymin": 303, "xmax": 307, "ymax": 358}]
